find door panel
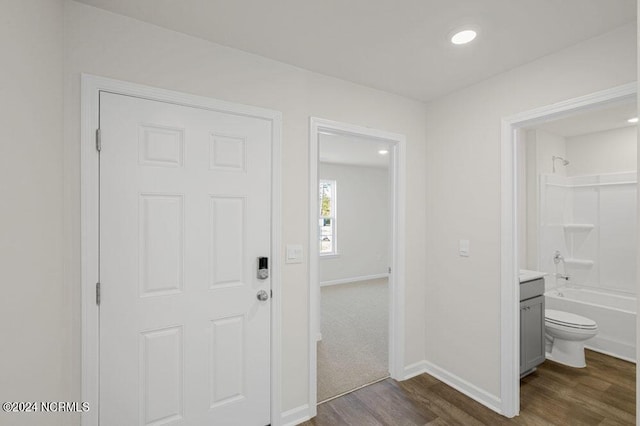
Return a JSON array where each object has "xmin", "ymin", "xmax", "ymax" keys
[
  {"xmin": 139, "ymin": 194, "xmax": 184, "ymax": 297},
  {"xmin": 99, "ymin": 92, "xmax": 271, "ymax": 426},
  {"xmin": 140, "ymin": 325, "xmax": 183, "ymax": 425}
]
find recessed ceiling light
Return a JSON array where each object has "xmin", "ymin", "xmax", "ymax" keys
[
  {"xmin": 378, "ymin": 149, "xmax": 389, "ymax": 155},
  {"xmin": 628, "ymin": 117, "xmax": 638, "ymax": 123},
  {"xmin": 451, "ymin": 29, "xmax": 477, "ymax": 45}
]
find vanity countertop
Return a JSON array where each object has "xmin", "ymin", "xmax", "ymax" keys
[{"xmin": 519, "ymin": 269, "xmax": 547, "ymax": 283}]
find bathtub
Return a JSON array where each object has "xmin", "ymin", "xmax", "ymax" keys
[{"xmin": 545, "ymin": 286, "xmax": 636, "ymax": 362}]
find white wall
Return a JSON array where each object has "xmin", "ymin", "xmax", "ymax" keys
[
  {"xmin": 533, "ymin": 130, "xmax": 568, "ymax": 176},
  {"xmin": 63, "ymin": 0, "xmax": 428, "ymax": 417},
  {"xmin": 0, "ymin": 1, "xmax": 66, "ymax": 425},
  {"xmin": 425, "ymin": 23, "xmax": 636, "ymax": 400},
  {"xmin": 3, "ymin": 1, "xmax": 635, "ymax": 421},
  {"xmin": 319, "ymin": 163, "xmax": 389, "ymax": 283},
  {"xmin": 566, "ymin": 126, "xmax": 637, "ymax": 176}
]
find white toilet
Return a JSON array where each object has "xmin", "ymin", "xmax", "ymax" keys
[{"xmin": 545, "ymin": 309, "xmax": 598, "ymax": 368}]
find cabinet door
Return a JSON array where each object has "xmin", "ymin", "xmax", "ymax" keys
[
  {"xmin": 519, "ymin": 302, "xmax": 525, "ymax": 374},
  {"xmin": 522, "ymin": 296, "xmax": 546, "ymax": 373}
]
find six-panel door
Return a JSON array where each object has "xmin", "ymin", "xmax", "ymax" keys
[{"xmin": 99, "ymin": 92, "xmax": 272, "ymax": 425}]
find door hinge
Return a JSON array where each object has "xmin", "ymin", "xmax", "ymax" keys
[
  {"xmin": 96, "ymin": 282, "xmax": 101, "ymax": 305},
  {"xmin": 388, "ymin": 267, "xmax": 392, "ymax": 274},
  {"xmin": 95, "ymin": 128, "xmax": 102, "ymax": 152}
]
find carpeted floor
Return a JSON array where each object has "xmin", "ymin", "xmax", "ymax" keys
[{"xmin": 317, "ymin": 278, "xmax": 389, "ymax": 402}]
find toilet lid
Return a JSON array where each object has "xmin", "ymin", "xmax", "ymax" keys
[{"xmin": 545, "ymin": 309, "xmax": 597, "ymax": 329}]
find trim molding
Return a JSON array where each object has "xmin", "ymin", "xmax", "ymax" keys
[
  {"xmin": 320, "ymin": 273, "xmax": 388, "ymax": 287},
  {"xmin": 81, "ymin": 74, "xmax": 283, "ymax": 426},
  {"xmin": 402, "ymin": 360, "xmax": 429, "ymax": 380},
  {"xmin": 403, "ymin": 360, "xmax": 503, "ymax": 414},
  {"xmin": 499, "ymin": 81, "xmax": 637, "ymax": 418},
  {"xmin": 423, "ymin": 361, "xmax": 502, "ymax": 414},
  {"xmin": 404, "ymin": 360, "xmax": 502, "ymax": 414},
  {"xmin": 585, "ymin": 340, "xmax": 636, "ymax": 364},
  {"xmin": 281, "ymin": 404, "xmax": 312, "ymax": 426},
  {"xmin": 308, "ymin": 117, "xmax": 407, "ymax": 419}
]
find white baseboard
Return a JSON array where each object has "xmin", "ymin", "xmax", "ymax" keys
[
  {"xmin": 280, "ymin": 404, "xmax": 312, "ymax": 426},
  {"xmin": 586, "ymin": 340, "xmax": 636, "ymax": 364},
  {"xmin": 403, "ymin": 360, "xmax": 429, "ymax": 380},
  {"xmin": 403, "ymin": 360, "xmax": 502, "ymax": 415},
  {"xmin": 320, "ymin": 273, "xmax": 388, "ymax": 287}
]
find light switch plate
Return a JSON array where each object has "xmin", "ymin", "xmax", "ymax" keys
[
  {"xmin": 286, "ymin": 244, "xmax": 304, "ymax": 264},
  {"xmin": 459, "ymin": 239, "xmax": 470, "ymax": 257}
]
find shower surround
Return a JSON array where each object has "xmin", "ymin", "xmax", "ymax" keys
[{"xmin": 538, "ymin": 171, "xmax": 637, "ymax": 361}]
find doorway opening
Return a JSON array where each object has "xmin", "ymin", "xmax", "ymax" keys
[
  {"xmin": 517, "ymin": 96, "xmax": 638, "ymax": 421},
  {"xmin": 501, "ymin": 82, "xmax": 637, "ymax": 417},
  {"xmin": 317, "ymin": 133, "xmax": 392, "ymax": 402},
  {"xmin": 308, "ymin": 118, "xmax": 406, "ymax": 414}
]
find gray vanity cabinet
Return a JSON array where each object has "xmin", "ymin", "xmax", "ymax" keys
[{"xmin": 520, "ymin": 278, "xmax": 545, "ymax": 376}]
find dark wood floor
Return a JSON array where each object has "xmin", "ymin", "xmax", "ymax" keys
[{"xmin": 302, "ymin": 350, "xmax": 635, "ymax": 425}]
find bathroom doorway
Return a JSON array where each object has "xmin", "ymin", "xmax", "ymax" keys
[
  {"xmin": 521, "ymin": 100, "xmax": 638, "ymax": 359},
  {"xmin": 308, "ymin": 118, "xmax": 406, "ymax": 413},
  {"xmin": 502, "ymin": 83, "xmax": 638, "ymax": 419}
]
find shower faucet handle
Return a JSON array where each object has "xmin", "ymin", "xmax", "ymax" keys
[{"xmin": 553, "ymin": 251, "xmax": 564, "ymax": 264}]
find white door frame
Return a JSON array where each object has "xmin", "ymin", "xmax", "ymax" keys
[
  {"xmin": 500, "ymin": 82, "xmax": 636, "ymax": 417},
  {"xmin": 308, "ymin": 117, "xmax": 406, "ymax": 415},
  {"xmin": 80, "ymin": 74, "xmax": 283, "ymax": 426}
]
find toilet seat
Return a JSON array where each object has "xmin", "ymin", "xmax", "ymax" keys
[{"xmin": 545, "ymin": 309, "xmax": 597, "ymax": 330}]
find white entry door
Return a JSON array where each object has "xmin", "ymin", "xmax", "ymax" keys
[{"xmin": 99, "ymin": 92, "xmax": 272, "ymax": 426}]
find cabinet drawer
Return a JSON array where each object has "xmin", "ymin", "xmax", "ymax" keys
[{"xmin": 520, "ymin": 278, "xmax": 544, "ymax": 301}]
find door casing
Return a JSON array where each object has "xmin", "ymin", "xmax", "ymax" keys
[
  {"xmin": 500, "ymin": 82, "xmax": 637, "ymax": 417},
  {"xmin": 308, "ymin": 117, "xmax": 407, "ymax": 416},
  {"xmin": 80, "ymin": 74, "xmax": 283, "ymax": 426}
]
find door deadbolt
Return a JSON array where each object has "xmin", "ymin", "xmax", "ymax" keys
[{"xmin": 257, "ymin": 257, "xmax": 269, "ymax": 279}]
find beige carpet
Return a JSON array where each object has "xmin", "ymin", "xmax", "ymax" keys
[{"xmin": 317, "ymin": 278, "xmax": 389, "ymax": 402}]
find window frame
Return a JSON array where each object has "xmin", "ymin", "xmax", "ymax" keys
[{"xmin": 319, "ymin": 179, "xmax": 338, "ymax": 256}]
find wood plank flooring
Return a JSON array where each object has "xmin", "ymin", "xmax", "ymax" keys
[{"xmin": 302, "ymin": 350, "xmax": 635, "ymax": 425}]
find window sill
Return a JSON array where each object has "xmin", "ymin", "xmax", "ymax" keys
[{"xmin": 320, "ymin": 253, "xmax": 341, "ymax": 259}]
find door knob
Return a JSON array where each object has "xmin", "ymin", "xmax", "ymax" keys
[{"xmin": 256, "ymin": 290, "xmax": 269, "ymax": 301}]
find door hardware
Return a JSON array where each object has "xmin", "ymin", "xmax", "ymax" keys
[{"xmin": 257, "ymin": 257, "xmax": 269, "ymax": 279}]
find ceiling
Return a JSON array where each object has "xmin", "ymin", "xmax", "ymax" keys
[
  {"xmin": 320, "ymin": 133, "xmax": 391, "ymax": 168},
  {"xmin": 75, "ymin": 0, "xmax": 636, "ymax": 102},
  {"xmin": 533, "ymin": 100, "xmax": 637, "ymax": 138}
]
